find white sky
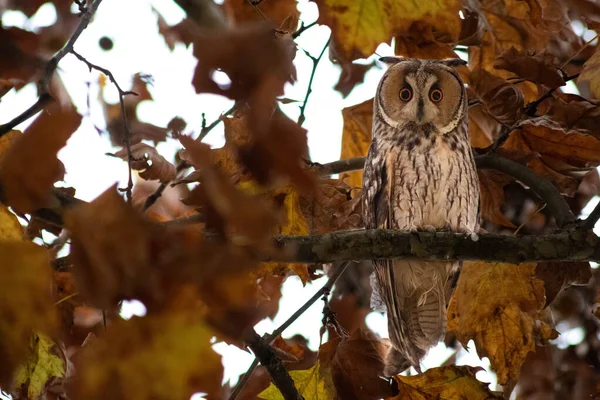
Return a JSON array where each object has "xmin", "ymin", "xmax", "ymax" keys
[{"xmin": 1, "ymin": 1, "xmax": 597, "ymax": 398}]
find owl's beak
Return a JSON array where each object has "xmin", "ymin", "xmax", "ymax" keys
[{"xmin": 416, "ymin": 98, "xmax": 424, "ymax": 122}]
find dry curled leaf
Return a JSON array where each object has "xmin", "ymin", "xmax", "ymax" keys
[
  {"xmin": 111, "ymin": 143, "xmax": 177, "ymax": 182},
  {"xmin": 478, "ymin": 169, "xmax": 516, "ymax": 228},
  {"xmin": 535, "ymin": 261, "xmax": 592, "ymax": 307},
  {"xmin": 339, "ymin": 98, "xmax": 374, "ymax": 188},
  {"xmin": 494, "ymin": 47, "xmax": 565, "ymax": 88}
]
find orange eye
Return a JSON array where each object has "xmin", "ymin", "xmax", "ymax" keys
[
  {"xmin": 399, "ymin": 87, "xmax": 412, "ymax": 102},
  {"xmin": 430, "ymin": 88, "xmax": 443, "ymax": 103}
]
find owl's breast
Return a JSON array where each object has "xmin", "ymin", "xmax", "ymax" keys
[{"xmin": 386, "ymin": 139, "xmax": 479, "ymax": 232}]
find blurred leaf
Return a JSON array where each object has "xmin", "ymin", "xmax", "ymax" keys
[
  {"xmin": 579, "ymin": 48, "xmax": 600, "ymax": 99},
  {"xmin": 111, "ymin": 143, "xmax": 177, "ymax": 183},
  {"xmin": 494, "ymin": 47, "xmax": 565, "ymax": 88},
  {"xmin": 0, "ymin": 205, "xmax": 24, "ymax": 240},
  {"xmin": 312, "ymin": 0, "xmax": 461, "ymax": 63},
  {"xmin": 223, "ymin": 0, "xmax": 299, "ymax": 30},
  {"xmin": 0, "ymin": 102, "xmax": 81, "ymax": 214},
  {"xmin": 71, "ymin": 313, "xmax": 224, "ymax": 400},
  {"xmin": 535, "ymin": 261, "xmax": 592, "ymax": 307},
  {"xmin": 0, "ymin": 240, "xmax": 57, "ymax": 387},
  {"xmin": 394, "ymin": 22, "xmax": 462, "ymax": 61},
  {"xmin": 340, "ymin": 98, "xmax": 373, "ymax": 188},
  {"xmin": 12, "ymin": 332, "xmax": 66, "ymax": 400},
  {"xmin": 478, "ymin": 169, "xmax": 516, "ymax": 227},
  {"xmin": 259, "ymin": 362, "xmax": 335, "ymax": 400},
  {"xmin": 389, "ymin": 366, "xmax": 501, "ymax": 399},
  {"xmin": 448, "ymin": 261, "xmax": 557, "ymax": 388}
]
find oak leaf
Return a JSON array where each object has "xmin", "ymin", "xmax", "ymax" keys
[
  {"xmin": 447, "ymin": 261, "xmax": 557, "ymax": 387},
  {"xmin": 111, "ymin": 143, "xmax": 177, "ymax": 183},
  {"xmin": 478, "ymin": 169, "xmax": 516, "ymax": 228},
  {"xmin": 0, "ymin": 102, "xmax": 81, "ymax": 214},
  {"xmin": 389, "ymin": 365, "xmax": 501, "ymax": 399},
  {"xmin": 70, "ymin": 313, "xmax": 224, "ymax": 400},
  {"xmin": 0, "ymin": 240, "xmax": 57, "ymax": 387},
  {"xmin": 494, "ymin": 47, "xmax": 565, "ymax": 88},
  {"xmin": 339, "ymin": 98, "xmax": 373, "ymax": 188},
  {"xmin": 311, "ymin": 0, "xmax": 461, "ymax": 63},
  {"xmin": 223, "ymin": 0, "xmax": 299, "ymax": 29}
]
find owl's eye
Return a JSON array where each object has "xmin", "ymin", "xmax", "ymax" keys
[
  {"xmin": 399, "ymin": 86, "xmax": 413, "ymax": 102},
  {"xmin": 429, "ymin": 88, "xmax": 443, "ymax": 103}
]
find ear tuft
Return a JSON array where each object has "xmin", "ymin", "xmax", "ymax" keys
[
  {"xmin": 439, "ymin": 58, "xmax": 468, "ymax": 67},
  {"xmin": 379, "ymin": 56, "xmax": 410, "ymax": 65}
]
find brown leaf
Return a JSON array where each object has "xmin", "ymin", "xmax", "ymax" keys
[
  {"xmin": 469, "ymin": 68, "xmax": 524, "ymax": 126},
  {"xmin": 111, "ymin": 143, "xmax": 177, "ymax": 182},
  {"xmin": 223, "ymin": 0, "xmax": 299, "ymax": 30},
  {"xmin": 468, "ymin": 102, "xmax": 499, "ymax": 149},
  {"xmin": 328, "ymin": 329, "xmax": 394, "ymax": 400},
  {"xmin": 535, "ymin": 262, "xmax": 592, "ymax": 307},
  {"xmin": 0, "ymin": 102, "xmax": 81, "ymax": 214},
  {"xmin": 70, "ymin": 312, "xmax": 224, "ymax": 400},
  {"xmin": 64, "ymin": 186, "xmax": 166, "ymax": 309},
  {"xmin": 0, "ymin": 27, "xmax": 44, "ymax": 85},
  {"xmin": 389, "ymin": 365, "xmax": 501, "ymax": 399},
  {"xmin": 0, "ymin": 241, "xmax": 57, "ymax": 387},
  {"xmin": 339, "ymin": 98, "xmax": 373, "ymax": 188},
  {"xmin": 394, "ymin": 22, "xmax": 463, "ymax": 61},
  {"xmin": 494, "ymin": 47, "xmax": 565, "ymax": 88},
  {"xmin": 334, "ymin": 62, "xmax": 374, "ymax": 98},
  {"xmin": 579, "ymin": 48, "xmax": 600, "ymax": 99},
  {"xmin": 478, "ymin": 169, "xmax": 516, "ymax": 228},
  {"xmin": 448, "ymin": 261, "xmax": 557, "ymax": 388}
]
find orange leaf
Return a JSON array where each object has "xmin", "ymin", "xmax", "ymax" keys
[{"xmin": 477, "ymin": 169, "xmax": 516, "ymax": 228}]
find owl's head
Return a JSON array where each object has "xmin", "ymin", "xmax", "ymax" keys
[{"xmin": 374, "ymin": 57, "xmax": 467, "ymax": 135}]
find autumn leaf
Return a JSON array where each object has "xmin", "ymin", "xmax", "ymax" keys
[
  {"xmin": 0, "ymin": 102, "xmax": 81, "ymax": 214},
  {"xmin": 469, "ymin": 68, "xmax": 525, "ymax": 126},
  {"xmin": 71, "ymin": 313, "xmax": 224, "ymax": 400},
  {"xmin": 340, "ymin": 98, "xmax": 373, "ymax": 188},
  {"xmin": 312, "ymin": 0, "xmax": 461, "ymax": 63},
  {"xmin": 494, "ymin": 47, "xmax": 565, "ymax": 88},
  {"xmin": 0, "ymin": 204, "xmax": 24, "ymax": 240},
  {"xmin": 328, "ymin": 329, "xmax": 394, "ymax": 400},
  {"xmin": 258, "ymin": 362, "xmax": 335, "ymax": 400},
  {"xmin": 334, "ymin": 62, "xmax": 375, "ymax": 98},
  {"xmin": 64, "ymin": 186, "xmax": 167, "ymax": 309},
  {"xmin": 0, "ymin": 240, "xmax": 57, "ymax": 387},
  {"xmin": 478, "ymin": 169, "xmax": 516, "ymax": 228},
  {"xmin": 110, "ymin": 143, "xmax": 177, "ymax": 182},
  {"xmin": 12, "ymin": 332, "xmax": 67, "ymax": 400},
  {"xmin": 448, "ymin": 261, "xmax": 557, "ymax": 387},
  {"xmin": 390, "ymin": 366, "xmax": 501, "ymax": 399},
  {"xmin": 579, "ymin": 48, "xmax": 600, "ymax": 99},
  {"xmin": 223, "ymin": 0, "xmax": 299, "ymax": 29},
  {"xmin": 394, "ymin": 22, "xmax": 462, "ymax": 61},
  {"xmin": 535, "ymin": 261, "xmax": 592, "ymax": 307}
]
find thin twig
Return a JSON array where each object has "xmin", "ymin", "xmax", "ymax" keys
[
  {"xmin": 581, "ymin": 200, "xmax": 600, "ymax": 230},
  {"xmin": 523, "ymin": 73, "xmax": 580, "ymax": 117},
  {"xmin": 196, "ymin": 103, "xmax": 237, "ymax": 142},
  {"xmin": 297, "ymin": 34, "xmax": 332, "ymax": 126},
  {"xmin": 70, "ymin": 49, "xmax": 138, "ymax": 203},
  {"xmin": 292, "ymin": 21, "xmax": 318, "ymax": 39},
  {"xmin": 244, "ymin": 330, "xmax": 303, "ymax": 400},
  {"xmin": 0, "ymin": 0, "xmax": 104, "ymax": 136},
  {"xmin": 229, "ymin": 262, "xmax": 350, "ymax": 400}
]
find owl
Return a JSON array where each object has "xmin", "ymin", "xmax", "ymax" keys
[{"xmin": 361, "ymin": 57, "xmax": 480, "ymax": 376}]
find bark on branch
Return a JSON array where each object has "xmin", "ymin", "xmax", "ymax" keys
[{"xmin": 269, "ymin": 229, "xmax": 599, "ymax": 264}]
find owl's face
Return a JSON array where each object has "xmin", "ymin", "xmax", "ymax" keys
[{"xmin": 375, "ymin": 58, "xmax": 466, "ymax": 135}]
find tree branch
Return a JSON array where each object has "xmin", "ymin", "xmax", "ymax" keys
[
  {"xmin": 297, "ymin": 34, "xmax": 331, "ymax": 126},
  {"xmin": 269, "ymin": 229, "xmax": 599, "ymax": 264},
  {"xmin": 244, "ymin": 329, "xmax": 303, "ymax": 400},
  {"xmin": 0, "ymin": 0, "xmax": 104, "ymax": 137}
]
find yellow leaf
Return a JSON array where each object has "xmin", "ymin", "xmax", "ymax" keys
[
  {"xmin": 0, "ymin": 240, "xmax": 57, "ymax": 387},
  {"xmin": 259, "ymin": 362, "xmax": 335, "ymax": 400},
  {"xmin": 447, "ymin": 261, "xmax": 553, "ymax": 387},
  {"xmin": 340, "ymin": 99, "xmax": 373, "ymax": 189},
  {"xmin": 13, "ymin": 332, "xmax": 66, "ymax": 399},
  {"xmin": 0, "ymin": 205, "xmax": 23, "ymax": 240},
  {"xmin": 71, "ymin": 312, "xmax": 224, "ymax": 400},
  {"xmin": 312, "ymin": 0, "xmax": 461, "ymax": 62},
  {"xmin": 389, "ymin": 366, "xmax": 501, "ymax": 399}
]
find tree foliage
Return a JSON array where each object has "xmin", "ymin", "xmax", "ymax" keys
[{"xmin": 0, "ymin": 0, "xmax": 600, "ymax": 399}]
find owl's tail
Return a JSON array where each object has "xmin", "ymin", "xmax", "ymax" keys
[{"xmin": 375, "ymin": 260, "xmax": 459, "ymax": 376}]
